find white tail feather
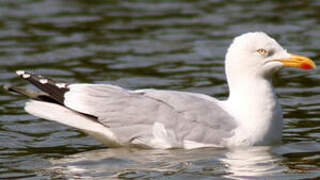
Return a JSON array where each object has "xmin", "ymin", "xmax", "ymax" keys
[{"xmin": 25, "ymin": 100, "xmax": 120, "ymax": 147}]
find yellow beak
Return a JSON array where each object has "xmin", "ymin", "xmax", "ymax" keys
[{"xmin": 277, "ymin": 53, "xmax": 316, "ymax": 70}]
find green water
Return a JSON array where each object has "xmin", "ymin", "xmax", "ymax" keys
[{"xmin": 0, "ymin": 0, "xmax": 319, "ymax": 179}]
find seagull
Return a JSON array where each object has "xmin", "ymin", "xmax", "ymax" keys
[{"xmin": 6, "ymin": 32, "xmax": 316, "ymax": 149}]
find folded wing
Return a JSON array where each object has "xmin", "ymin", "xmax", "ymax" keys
[
  {"xmin": 63, "ymin": 84, "xmax": 237, "ymax": 148},
  {"xmin": 14, "ymin": 71, "xmax": 236, "ymax": 149}
]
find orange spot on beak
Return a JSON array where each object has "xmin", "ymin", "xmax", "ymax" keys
[{"xmin": 300, "ymin": 62, "xmax": 313, "ymax": 70}]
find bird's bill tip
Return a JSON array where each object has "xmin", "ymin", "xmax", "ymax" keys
[{"xmin": 277, "ymin": 53, "xmax": 316, "ymax": 70}]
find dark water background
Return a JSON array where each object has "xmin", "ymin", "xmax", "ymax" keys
[{"xmin": 0, "ymin": 0, "xmax": 319, "ymax": 179}]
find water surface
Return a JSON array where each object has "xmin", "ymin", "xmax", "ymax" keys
[{"xmin": 0, "ymin": 0, "xmax": 319, "ymax": 179}]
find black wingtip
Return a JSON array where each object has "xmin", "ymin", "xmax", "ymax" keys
[
  {"xmin": 14, "ymin": 70, "xmax": 100, "ymax": 122},
  {"xmin": 16, "ymin": 70, "xmax": 69, "ymax": 104}
]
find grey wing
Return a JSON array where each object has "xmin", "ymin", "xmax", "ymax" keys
[
  {"xmin": 136, "ymin": 89, "xmax": 237, "ymax": 146},
  {"xmin": 64, "ymin": 84, "xmax": 237, "ymax": 148}
]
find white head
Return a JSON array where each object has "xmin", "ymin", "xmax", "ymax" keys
[
  {"xmin": 225, "ymin": 32, "xmax": 315, "ymax": 82},
  {"xmin": 223, "ymin": 33, "xmax": 315, "ymax": 146}
]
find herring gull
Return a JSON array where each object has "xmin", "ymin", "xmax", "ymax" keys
[{"xmin": 6, "ymin": 32, "xmax": 316, "ymax": 149}]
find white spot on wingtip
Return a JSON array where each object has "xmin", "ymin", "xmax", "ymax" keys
[
  {"xmin": 56, "ymin": 83, "xmax": 67, "ymax": 88},
  {"xmin": 22, "ymin": 73, "xmax": 31, "ymax": 79},
  {"xmin": 39, "ymin": 79, "xmax": 48, "ymax": 84},
  {"xmin": 16, "ymin": 70, "xmax": 25, "ymax": 76}
]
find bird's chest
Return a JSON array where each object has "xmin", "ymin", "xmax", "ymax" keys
[
  {"xmin": 226, "ymin": 90, "xmax": 283, "ymax": 146},
  {"xmin": 243, "ymin": 98, "xmax": 283, "ymax": 145}
]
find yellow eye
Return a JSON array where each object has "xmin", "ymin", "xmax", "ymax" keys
[{"xmin": 256, "ymin": 48, "xmax": 268, "ymax": 56}]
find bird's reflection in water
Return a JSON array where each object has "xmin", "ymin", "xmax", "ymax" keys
[
  {"xmin": 221, "ymin": 146, "xmax": 284, "ymax": 179},
  {"xmin": 48, "ymin": 146, "xmax": 285, "ymax": 179}
]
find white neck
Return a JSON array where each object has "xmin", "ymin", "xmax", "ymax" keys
[{"xmin": 224, "ymin": 75, "xmax": 283, "ymax": 146}]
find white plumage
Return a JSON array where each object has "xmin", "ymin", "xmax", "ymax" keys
[{"xmin": 20, "ymin": 32, "xmax": 315, "ymax": 149}]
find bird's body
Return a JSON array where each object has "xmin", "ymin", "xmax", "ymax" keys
[{"xmin": 8, "ymin": 32, "xmax": 315, "ymax": 149}]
